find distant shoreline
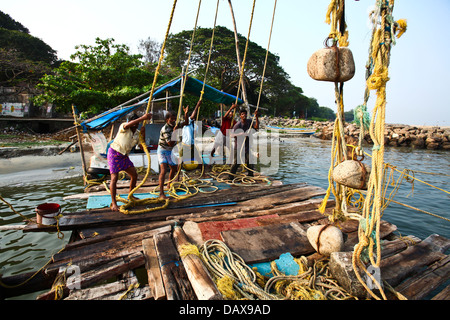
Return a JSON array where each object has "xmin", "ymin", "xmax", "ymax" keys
[{"xmin": 261, "ymin": 116, "xmax": 450, "ymax": 151}]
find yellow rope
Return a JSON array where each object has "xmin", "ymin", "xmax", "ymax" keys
[
  {"xmin": 176, "ymin": 0, "xmax": 202, "ymax": 125},
  {"xmin": 118, "ymin": 282, "xmax": 140, "ymax": 300},
  {"xmin": 234, "ymin": 0, "xmax": 277, "ymax": 179},
  {"xmin": 325, "ymin": 0, "xmax": 349, "ymax": 47},
  {"xmin": 110, "ymin": 0, "xmax": 177, "ymax": 214},
  {"xmin": 200, "ymin": 239, "xmax": 279, "ymax": 300},
  {"xmin": 319, "ymin": 0, "xmax": 350, "ymax": 221},
  {"xmin": 352, "ymin": 0, "xmax": 405, "ymax": 300},
  {"xmin": 234, "ymin": 0, "xmax": 256, "ymax": 107},
  {"xmin": 197, "ymin": 0, "xmax": 220, "ymax": 120}
]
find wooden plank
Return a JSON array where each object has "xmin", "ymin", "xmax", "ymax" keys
[
  {"xmin": 142, "ymin": 238, "xmax": 166, "ymax": 300},
  {"xmin": 23, "ymin": 183, "xmax": 312, "ymax": 232},
  {"xmin": 221, "ymin": 222, "xmax": 315, "ymax": 264},
  {"xmin": 381, "ymin": 234, "xmax": 449, "ymax": 287},
  {"xmin": 47, "ymin": 243, "xmax": 143, "ymax": 273},
  {"xmin": 380, "ymin": 235, "xmax": 422, "ymax": 259},
  {"xmin": 65, "ymin": 280, "xmax": 133, "ymax": 300},
  {"xmin": 395, "ymin": 255, "xmax": 450, "ymax": 300},
  {"xmin": 64, "ymin": 224, "xmax": 172, "ymax": 251},
  {"xmin": 174, "ymin": 193, "xmax": 330, "ymax": 223},
  {"xmin": 51, "ymin": 226, "xmax": 170, "ymax": 267},
  {"xmin": 154, "ymin": 232, "xmax": 196, "ymax": 300},
  {"xmin": 431, "ymin": 284, "xmax": 450, "ymax": 300},
  {"xmin": 172, "ymin": 226, "xmax": 222, "ymax": 300},
  {"xmin": 255, "ymin": 207, "xmax": 333, "ymax": 227},
  {"xmin": 69, "ymin": 252, "xmax": 145, "ymax": 290},
  {"xmin": 37, "ymin": 252, "xmax": 145, "ymax": 300},
  {"xmin": 342, "ymin": 220, "xmax": 398, "ymax": 251},
  {"xmin": 197, "ymin": 215, "xmax": 279, "ymax": 241},
  {"xmin": 65, "ymin": 271, "xmax": 139, "ymax": 300}
]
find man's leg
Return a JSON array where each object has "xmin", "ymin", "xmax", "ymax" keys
[
  {"xmin": 169, "ymin": 165, "xmax": 178, "ymax": 182},
  {"xmin": 245, "ymin": 150, "xmax": 254, "ymax": 176},
  {"xmin": 110, "ymin": 172, "xmax": 119, "ymax": 211},
  {"xmin": 159, "ymin": 163, "xmax": 168, "ymax": 199},
  {"xmin": 124, "ymin": 166, "xmax": 139, "ymax": 200},
  {"xmin": 230, "ymin": 145, "xmax": 239, "ymax": 178}
]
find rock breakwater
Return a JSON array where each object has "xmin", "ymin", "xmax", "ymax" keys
[{"xmin": 261, "ymin": 116, "xmax": 450, "ymax": 150}]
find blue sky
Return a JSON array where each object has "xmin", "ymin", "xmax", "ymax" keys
[{"xmin": 3, "ymin": 0, "xmax": 449, "ymax": 126}]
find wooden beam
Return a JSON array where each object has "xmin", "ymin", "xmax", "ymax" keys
[
  {"xmin": 154, "ymin": 232, "xmax": 196, "ymax": 300},
  {"xmin": 395, "ymin": 255, "xmax": 450, "ymax": 300},
  {"xmin": 173, "ymin": 226, "xmax": 222, "ymax": 300},
  {"xmin": 47, "ymin": 227, "xmax": 168, "ymax": 273},
  {"xmin": 381, "ymin": 234, "xmax": 449, "ymax": 287},
  {"xmin": 142, "ymin": 238, "xmax": 166, "ymax": 300}
]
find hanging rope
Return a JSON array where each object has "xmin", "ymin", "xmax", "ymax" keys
[
  {"xmin": 233, "ymin": 0, "xmax": 256, "ymax": 107},
  {"xmin": 176, "ymin": 0, "xmax": 203, "ymax": 125},
  {"xmin": 352, "ymin": 0, "xmax": 407, "ymax": 300},
  {"xmin": 115, "ymin": 0, "xmax": 178, "ymax": 214},
  {"xmin": 318, "ymin": 0, "xmax": 350, "ymax": 221},
  {"xmin": 238, "ymin": 0, "xmax": 277, "ymax": 178},
  {"xmin": 197, "ymin": 0, "xmax": 220, "ymax": 121}
]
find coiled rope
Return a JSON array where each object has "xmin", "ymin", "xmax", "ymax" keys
[{"xmin": 198, "ymin": 239, "xmax": 356, "ymax": 300}]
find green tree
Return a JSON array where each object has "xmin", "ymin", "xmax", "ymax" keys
[
  {"xmin": 0, "ymin": 48, "xmax": 52, "ymax": 87},
  {"xmin": 0, "ymin": 11, "xmax": 58, "ymax": 87},
  {"xmin": 0, "ymin": 11, "xmax": 29, "ymax": 33},
  {"xmin": 33, "ymin": 38, "xmax": 156, "ymax": 114},
  {"xmin": 0, "ymin": 28, "xmax": 57, "ymax": 65},
  {"xmin": 344, "ymin": 109, "xmax": 354, "ymax": 122}
]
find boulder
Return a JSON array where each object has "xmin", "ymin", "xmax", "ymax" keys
[
  {"xmin": 307, "ymin": 225, "xmax": 344, "ymax": 256},
  {"xmin": 332, "ymin": 160, "xmax": 371, "ymax": 190},
  {"xmin": 307, "ymin": 47, "xmax": 355, "ymax": 82}
]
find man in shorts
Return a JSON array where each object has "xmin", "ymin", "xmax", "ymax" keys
[
  {"xmin": 157, "ymin": 111, "xmax": 179, "ymax": 199},
  {"xmin": 107, "ymin": 113, "xmax": 152, "ymax": 211}
]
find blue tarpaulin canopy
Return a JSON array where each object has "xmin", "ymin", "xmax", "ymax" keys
[{"xmin": 80, "ymin": 76, "xmax": 243, "ymax": 132}]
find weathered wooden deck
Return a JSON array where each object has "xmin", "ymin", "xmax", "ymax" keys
[{"xmin": 1, "ymin": 178, "xmax": 449, "ymax": 301}]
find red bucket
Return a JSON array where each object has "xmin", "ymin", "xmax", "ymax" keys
[{"xmin": 36, "ymin": 203, "xmax": 61, "ymax": 225}]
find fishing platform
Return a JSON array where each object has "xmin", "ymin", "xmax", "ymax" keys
[
  {"xmin": 1, "ymin": 169, "xmax": 449, "ymax": 301},
  {"xmin": 2, "ymin": 0, "xmax": 448, "ymax": 302}
]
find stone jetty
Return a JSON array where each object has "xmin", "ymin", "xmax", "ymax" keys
[{"xmin": 261, "ymin": 116, "xmax": 450, "ymax": 150}]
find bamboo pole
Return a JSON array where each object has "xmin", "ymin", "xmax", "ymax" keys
[{"xmin": 72, "ymin": 105, "xmax": 87, "ymax": 184}]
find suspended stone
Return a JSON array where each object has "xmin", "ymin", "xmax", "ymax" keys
[
  {"xmin": 332, "ymin": 160, "xmax": 371, "ymax": 190},
  {"xmin": 307, "ymin": 47, "xmax": 355, "ymax": 82},
  {"xmin": 306, "ymin": 225, "xmax": 344, "ymax": 256}
]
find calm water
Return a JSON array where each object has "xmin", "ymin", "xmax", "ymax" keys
[{"xmin": 0, "ymin": 137, "xmax": 449, "ymax": 298}]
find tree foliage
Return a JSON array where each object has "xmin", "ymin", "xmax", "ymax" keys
[
  {"xmin": 0, "ymin": 11, "xmax": 29, "ymax": 33},
  {"xmin": 0, "ymin": 10, "xmax": 58, "ymax": 87},
  {"xmin": 33, "ymin": 38, "xmax": 158, "ymax": 114},
  {"xmin": 0, "ymin": 48, "xmax": 52, "ymax": 87}
]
